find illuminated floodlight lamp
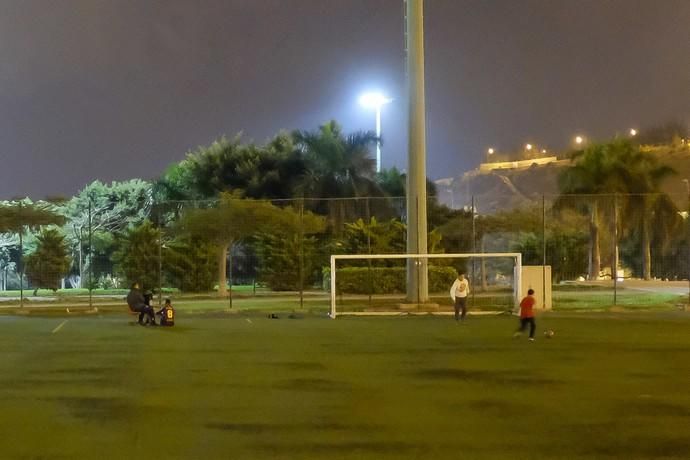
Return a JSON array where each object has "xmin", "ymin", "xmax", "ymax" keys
[
  {"xmin": 359, "ymin": 92, "xmax": 393, "ymax": 172},
  {"xmin": 358, "ymin": 92, "xmax": 393, "ymax": 109}
]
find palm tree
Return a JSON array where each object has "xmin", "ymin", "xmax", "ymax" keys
[
  {"xmin": 376, "ymin": 167, "xmax": 406, "ymax": 198},
  {"xmin": 156, "ymin": 134, "xmax": 308, "ymax": 201},
  {"xmin": 557, "ymin": 142, "xmax": 628, "ymax": 279},
  {"xmin": 0, "ymin": 201, "xmax": 65, "ymax": 234},
  {"xmin": 293, "ymin": 121, "xmax": 384, "ymax": 230},
  {"xmin": 616, "ymin": 146, "xmax": 679, "ymax": 279},
  {"xmin": 0, "ymin": 201, "xmax": 66, "ymax": 301},
  {"xmin": 25, "ymin": 228, "xmax": 71, "ymax": 295},
  {"xmin": 294, "ymin": 120, "xmax": 381, "ymax": 199},
  {"xmin": 559, "ymin": 139, "xmax": 681, "ymax": 280}
]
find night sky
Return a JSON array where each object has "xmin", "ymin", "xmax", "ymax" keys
[{"xmin": 1, "ymin": 0, "xmax": 688, "ymax": 199}]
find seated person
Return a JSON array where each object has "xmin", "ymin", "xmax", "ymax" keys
[
  {"xmin": 156, "ymin": 298, "xmax": 175, "ymax": 327},
  {"xmin": 126, "ymin": 282, "xmax": 156, "ymax": 326}
]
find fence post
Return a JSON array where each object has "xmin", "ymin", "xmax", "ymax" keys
[
  {"xmin": 157, "ymin": 204, "xmax": 163, "ymax": 308},
  {"xmin": 366, "ymin": 197, "xmax": 372, "ymax": 307},
  {"xmin": 227, "ymin": 250, "xmax": 233, "ymax": 310},
  {"xmin": 417, "ymin": 196, "xmax": 421, "ymax": 304},
  {"xmin": 471, "ymin": 195, "xmax": 476, "ymax": 306},
  {"xmin": 613, "ymin": 193, "xmax": 618, "ymax": 305},
  {"xmin": 299, "ymin": 198, "xmax": 305, "ymax": 310},
  {"xmin": 542, "ymin": 195, "xmax": 546, "ymax": 309},
  {"xmin": 687, "ymin": 186, "xmax": 690, "ymax": 307}
]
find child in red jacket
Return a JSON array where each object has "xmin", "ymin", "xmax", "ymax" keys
[{"xmin": 514, "ymin": 289, "xmax": 536, "ymax": 341}]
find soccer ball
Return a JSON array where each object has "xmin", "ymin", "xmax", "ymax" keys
[{"xmin": 543, "ymin": 329, "xmax": 555, "ymax": 338}]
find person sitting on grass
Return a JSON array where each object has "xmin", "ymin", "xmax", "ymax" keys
[
  {"xmin": 126, "ymin": 282, "xmax": 156, "ymax": 326},
  {"xmin": 156, "ymin": 298, "xmax": 175, "ymax": 327},
  {"xmin": 514, "ymin": 288, "xmax": 536, "ymax": 341}
]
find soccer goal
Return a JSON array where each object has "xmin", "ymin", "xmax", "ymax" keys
[{"xmin": 329, "ymin": 253, "xmax": 522, "ymax": 318}]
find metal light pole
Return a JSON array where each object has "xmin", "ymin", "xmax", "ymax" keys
[
  {"xmin": 359, "ymin": 92, "xmax": 392, "ymax": 172},
  {"xmin": 375, "ymin": 106, "xmax": 382, "ymax": 171},
  {"xmin": 406, "ymin": 0, "xmax": 429, "ymax": 303},
  {"xmin": 78, "ymin": 226, "xmax": 83, "ymax": 289}
]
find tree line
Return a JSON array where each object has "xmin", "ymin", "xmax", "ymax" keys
[{"xmin": 0, "ymin": 121, "xmax": 687, "ymax": 295}]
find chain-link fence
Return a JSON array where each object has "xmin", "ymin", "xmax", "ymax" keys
[{"xmin": 1, "ymin": 193, "xmax": 688, "ymax": 312}]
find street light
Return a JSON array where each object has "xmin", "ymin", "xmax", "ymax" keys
[
  {"xmin": 73, "ymin": 224, "xmax": 85, "ymax": 288},
  {"xmin": 525, "ymin": 143, "xmax": 533, "ymax": 151},
  {"xmin": 359, "ymin": 92, "xmax": 393, "ymax": 172},
  {"xmin": 630, "ymin": 128, "xmax": 637, "ymax": 137},
  {"xmin": 575, "ymin": 135, "xmax": 584, "ymax": 145}
]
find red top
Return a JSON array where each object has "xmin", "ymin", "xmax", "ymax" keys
[{"xmin": 520, "ymin": 295, "xmax": 536, "ymax": 318}]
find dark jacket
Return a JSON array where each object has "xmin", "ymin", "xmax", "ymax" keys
[{"xmin": 127, "ymin": 289, "xmax": 145, "ymax": 310}]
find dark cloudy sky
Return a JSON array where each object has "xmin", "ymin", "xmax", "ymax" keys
[{"xmin": 1, "ymin": 0, "xmax": 688, "ymax": 199}]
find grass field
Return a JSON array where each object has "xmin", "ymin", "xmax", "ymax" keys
[
  {"xmin": 1, "ymin": 311, "xmax": 690, "ymax": 459},
  {"xmin": 0, "ymin": 283, "xmax": 685, "ymax": 314}
]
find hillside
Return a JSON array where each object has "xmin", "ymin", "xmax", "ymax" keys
[{"xmin": 437, "ymin": 145, "xmax": 690, "ymax": 214}]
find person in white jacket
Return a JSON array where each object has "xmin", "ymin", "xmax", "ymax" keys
[{"xmin": 449, "ymin": 272, "xmax": 470, "ymax": 322}]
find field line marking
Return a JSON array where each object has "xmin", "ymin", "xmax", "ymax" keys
[
  {"xmin": 245, "ymin": 318, "xmax": 252, "ymax": 324},
  {"xmin": 52, "ymin": 320, "xmax": 68, "ymax": 334}
]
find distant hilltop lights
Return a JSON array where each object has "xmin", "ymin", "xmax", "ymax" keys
[{"xmin": 484, "ymin": 128, "xmax": 650, "ymax": 160}]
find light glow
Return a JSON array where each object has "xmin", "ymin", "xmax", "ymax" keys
[
  {"xmin": 358, "ymin": 92, "xmax": 393, "ymax": 109},
  {"xmin": 359, "ymin": 92, "xmax": 393, "ymax": 173}
]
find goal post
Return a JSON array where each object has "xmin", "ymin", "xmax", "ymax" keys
[{"xmin": 329, "ymin": 253, "xmax": 522, "ymax": 318}]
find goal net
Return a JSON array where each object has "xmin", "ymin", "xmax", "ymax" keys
[{"xmin": 329, "ymin": 253, "xmax": 522, "ymax": 318}]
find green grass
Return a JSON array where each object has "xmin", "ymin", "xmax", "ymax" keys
[
  {"xmin": 1, "ymin": 312, "xmax": 690, "ymax": 459},
  {"xmin": 0, "ymin": 293, "xmax": 329, "ymax": 315},
  {"xmin": 1, "ymin": 284, "xmax": 685, "ymax": 313},
  {"xmin": 553, "ymin": 290, "xmax": 682, "ymax": 310}
]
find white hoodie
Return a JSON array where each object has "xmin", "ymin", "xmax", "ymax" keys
[{"xmin": 450, "ymin": 277, "xmax": 469, "ymax": 301}]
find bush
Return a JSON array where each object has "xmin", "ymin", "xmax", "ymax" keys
[
  {"xmin": 24, "ymin": 228, "xmax": 71, "ymax": 293},
  {"xmin": 334, "ymin": 266, "xmax": 457, "ymax": 294},
  {"xmin": 112, "ymin": 220, "xmax": 160, "ymax": 290},
  {"xmin": 163, "ymin": 237, "xmax": 216, "ymax": 292},
  {"xmin": 97, "ymin": 274, "xmax": 121, "ymax": 290},
  {"xmin": 255, "ymin": 234, "xmax": 323, "ymax": 291}
]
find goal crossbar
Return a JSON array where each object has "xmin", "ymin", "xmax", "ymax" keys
[{"xmin": 329, "ymin": 252, "xmax": 522, "ymax": 318}]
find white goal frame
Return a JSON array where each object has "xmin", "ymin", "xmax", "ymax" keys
[{"xmin": 329, "ymin": 252, "xmax": 522, "ymax": 318}]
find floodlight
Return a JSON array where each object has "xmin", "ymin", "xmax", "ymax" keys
[
  {"xmin": 358, "ymin": 92, "xmax": 393, "ymax": 109},
  {"xmin": 358, "ymin": 92, "xmax": 393, "ymax": 172}
]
